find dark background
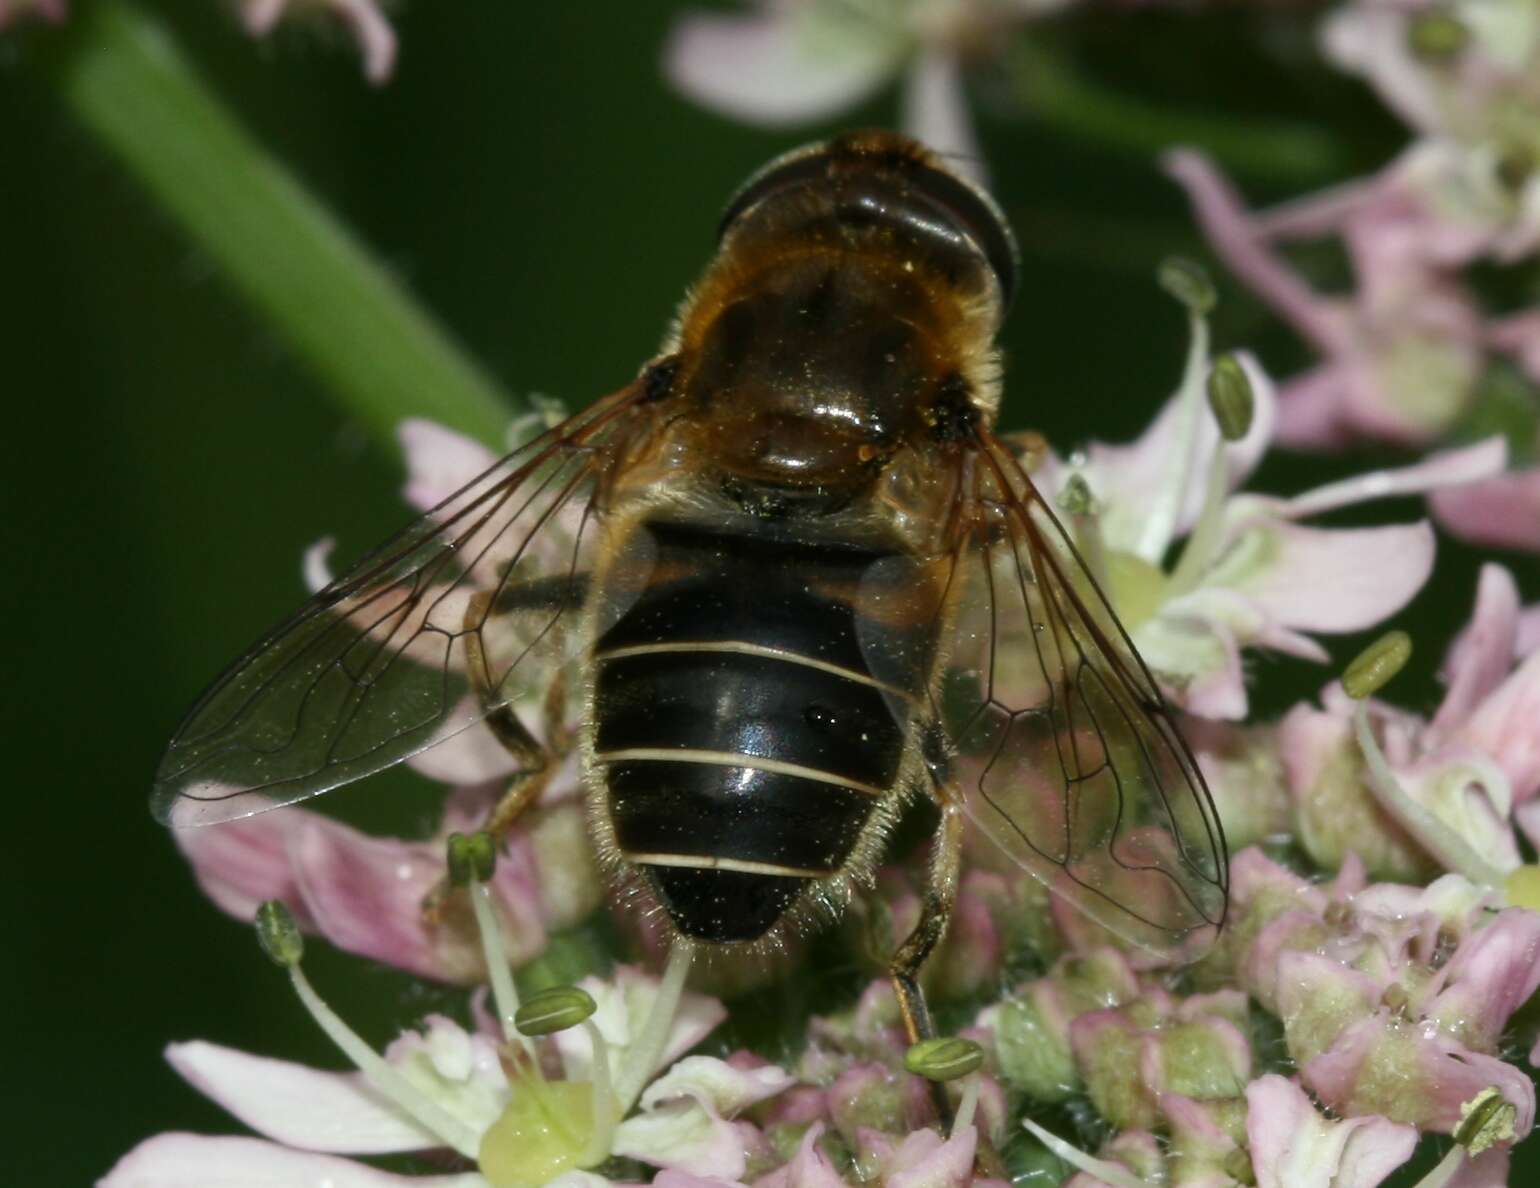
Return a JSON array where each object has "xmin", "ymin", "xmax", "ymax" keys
[{"xmin": 1, "ymin": 1, "xmax": 1534, "ymax": 1181}]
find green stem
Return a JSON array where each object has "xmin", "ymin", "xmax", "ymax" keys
[
  {"xmin": 1012, "ymin": 42, "xmax": 1348, "ymax": 182},
  {"xmin": 35, "ymin": 0, "xmax": 514, "ymax": 449}
]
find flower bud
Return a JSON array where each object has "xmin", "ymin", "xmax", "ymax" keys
[
  {"xmin": 1158, "ymin": 256, "xmax": 1216, "ymax": 314},
  {"xmin": 1057, "ymin": 473, "xmax": 1098, "ymax": 517},
  {"xmin": 1406, "ymin": 11, "xmax": 1468, "ymax": 61},
  {"xmin": 1206, "ymin": 354, "xmax": 1254, "ymax": 441},
  {"xmin": 255, "ymin": 899, "xmax": 304, "ymax": 967},
  {"xmin": 446, "ymin": 830, "xmax": 496, "ymax": 886},
  {"xmin": 903, "ymin": 1036, "xmax": 984, "ymax": 1082},
  {"xmin": 1342, "ymin": 631, "xmax": 1411, "ymax": 700},
  {"xmin": 514, "ymin": 985, "xmax": 598, "ymax": 1036}
]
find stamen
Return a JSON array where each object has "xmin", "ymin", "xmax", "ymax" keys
[
  {"xmin": 1342, "ymin": 631, "xmax": 1411, "ymax": 701},
  {"xmin": 1409, "ymin": 1088, "xmax": 1516, "ymax": 1188},
  {"xmin": 614, "ymin": 941, "xmax": 696, "ymax": 1112},
  {"xmin": 449, "ymin": 832, "xmax": 525, "ymax": 1047},
  {"xmin": 253, "ymin": 900, "xmax": 482, "ymax": 1159},
  {"xmin": 1021, "ymin": 1117, "xmax": 1150, "ymax": 1188},
  {"xmin": 1137, "ymin": 258, "xmax": 1214, "ymax": 564},
  {"xmin": 953, "ymin": 1074, "xmax": 981, "ymax": 1134},
  {"xmin": 1353, "ymin": 700, "xmax": 1505, "ymax": 888},
  {"xmin": 1167, "ymin": 355, "xmax": 1252, "ymax": 596},
  {"xmin": 579, "ymin": 1019, "xmax": 618, "ymax": 1166}
]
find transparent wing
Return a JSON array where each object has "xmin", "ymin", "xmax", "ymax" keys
[
  {"xmin": 152, "ymin": 384, "xmax": 648, "ymax": 826},
  {"xmin": 936, "ymin": 435, "xmax": 1228, "ymax": 960}
]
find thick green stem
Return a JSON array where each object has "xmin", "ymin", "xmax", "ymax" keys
[
  {"xmin": 1012, "ymin": 42, "xmax": 1347, "ymax": 182},
  {"xmin": 36, "ymin": 0, "xmax": 514, "ymax": 449}
]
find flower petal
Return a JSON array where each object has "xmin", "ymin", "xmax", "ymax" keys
[
  {"xmin": 1434, "ymin": 565, "xmax": 1521, "ymax": 735},
  {"xmin": 1244, "ymin": 1074, "xmax": 1416, "ymax": 1188},
  {"xmin": 1229, "ymin": 520, "xmax": 1433, "ymax": 633},
  {"xmin": 752, "ymin": 1122, "xmax": 851, "ymax": 1188},
  {"xmin": 98, "ymin": 1133, "xmax": 486, "ymax": 1186},
  {"xmin": 1279, "ymin": 438, "xmax": 1507, "ymax": 521},
  {"xmin": 164, "ymin": 1041, "xmax": 441, "ymax": 1154},
  {"xmin": 171, "ymin": 808, "xmax": 317, "ymax": 929},
  {"xmin": 1304, "ymin": 1017, "xmax": 1536, "ymax": 1137},
  {"xmin": 1451, "ymin": 650, "xmax": 1540, "ymax": 802},
  {"xmin": 398, "ymin": 418, "xmax": 498, "ymax": 514},
  {"xmin": 662, "ymin": 7, "xmax": 904, "ymax": 127},
  {"xmin": 1428, "ymin": 908, "xmax": 1540, "ymax": 1051},
  {"xmin": 404, "ymin": 717, "xmax": 522, "ymax": 785},
  {"xmin": 614, "ymin": 1102, "xmax": 751, "ymax": 1178},
  {"xmin": 885, "ymin": 1124, "xmax": 977, "ymax": 1188},
  {"xmin": 288, "ymin": 817, "xmax": 475, "ymax": 982},
  {"xmin": 1432, "ymin": 468, "xmax": 1540, "ymax": 555},
  {"xmin": 641, "ymin": 1056, "xmax": 795, "ymax": 1117}
]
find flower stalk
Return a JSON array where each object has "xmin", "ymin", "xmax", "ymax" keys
[{"xmin": 31, "ymin": 0, "xmax": 513, "ymax": 450}]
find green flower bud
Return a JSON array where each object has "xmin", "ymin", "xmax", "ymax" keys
[
  {"xmin": 1407, "ymin": 11, "xmax": 1468, "ymax": 61},
  {"xmin": 1342, "ymin": 631, "xmax": 1412, "ymax": 700},
  {"xmin": 1158, "ymin": 257, "xmax": 1216, "ymax": 315},
  {"xmin": 514, "ymin": 985, "xmax": 598, "ymax": 1036},
  {"xmin": 1206, "ymin": 354, "xmax": 1254, "ymax": 441},
  {"xmin": 1057, "ymin": 473, "xmax": 1098, "ymax": 517},
  {"xmin": 255, "ymin": 899, "xmax": 304, "ymax": 967},
  {"xmin": 446, "ymin": 830, "xmax": 497, "ymax": 886},
  {"xmin": 903, "ymin": 1036, "xmax": 984, "ymax": 1082}
]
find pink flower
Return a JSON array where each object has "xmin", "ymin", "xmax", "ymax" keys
[
  {"xmin": 239, "ymin": 0, "xmax": 398, "ymax": 84},
  {"xmin": 1165, "ymin": 149, "xmax": 1495, "ymax": 449},
  {"xmin": 1244, "ymin": 1074, "xmax": 1416, "ymax": 1188},
  {"xmin": 1281, "ymin": 564, "xmax": 1540, "ymax": 880},
  {"xmin": 174, "ymin": 781, "xmax": 601, "ymax": 983}
]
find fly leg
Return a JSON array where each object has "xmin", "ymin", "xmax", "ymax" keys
[
  {"xmin": 423, "ymin": 578, "xmax": 580, "ymax": 919},
  {"xmin": 890, "ymin": 795, "xmax": 1009, "ymax": 1178},
  {"xmin": 890, "ymin": 796, "xmax": 962, "ymax": 1128}
]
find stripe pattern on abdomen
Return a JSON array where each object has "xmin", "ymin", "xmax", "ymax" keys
[{"xmin": 592, "ymin": 517, "xmax": 925, "ymax": 942}]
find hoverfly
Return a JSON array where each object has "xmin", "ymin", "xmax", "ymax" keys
[{"xmin": 154, "ymin": 130, "xmax": 1227, "ymax": 1052}]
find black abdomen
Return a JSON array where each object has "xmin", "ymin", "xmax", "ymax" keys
[{"xmin": 593, "ymin": 518, "xmax": 929, "ymax": 942}]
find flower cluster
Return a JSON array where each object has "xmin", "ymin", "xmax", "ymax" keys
[
  {"xmin": 98, "ymin": 2, "xmax": 1540, "ymax": 1180},
  {"xmin": 1161, "ymin": 0, "xmax": 1540, "ymax": 555},
  {"xmin": 0, "ymin": 0, "xmax": 397, "ymax": 83},
  {"xmin": 111, "ymin": 325, "xmax": 1540, "ymax": 1183}
]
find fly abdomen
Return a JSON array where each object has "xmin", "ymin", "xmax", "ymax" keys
[{"xmin": 592, "ymin": 518, "xmax": 927, "ymax": 943}]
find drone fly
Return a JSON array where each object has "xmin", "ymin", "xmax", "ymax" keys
[{"xmin": 154, "ymin": 130, "xmax": 1228, "ymax": 1052}]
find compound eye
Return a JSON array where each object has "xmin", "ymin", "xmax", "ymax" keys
[
  {"xmin": 717, "ymin": 135, "xmax": 1020, "ymax": 309},
  {"xmin": 901, "ymin": 159, "xmax": 1019, "ymax": 309}
]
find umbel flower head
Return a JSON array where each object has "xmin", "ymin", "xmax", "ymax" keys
[{"xmin": 125, "ymin": 290, "xmax": 1540, "ymax": 1187}]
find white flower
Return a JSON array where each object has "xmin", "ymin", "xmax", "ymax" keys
[
  {"xmin": 662, "ymin": 0, "xmax": 1070, "ymax": 183},
  {"xmin": 1030, "ymin": 307, "xmax": 1506, "ymax": 719},
  {"xmin": 103, "ymin": 965, "xmax": 791, "ymax": 1187}
]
